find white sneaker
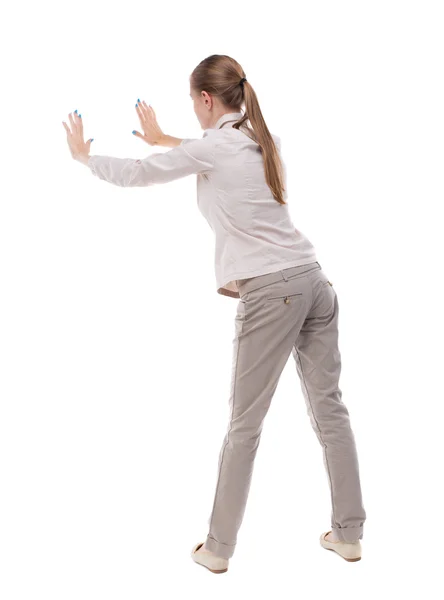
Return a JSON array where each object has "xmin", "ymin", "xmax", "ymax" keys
[
  {"xmin": 320, "ymin": 531, "xmax": 362, "ymax": 562},
  {"xmin": 191, "ymin": 542, "xmax": 229, "ymax": 574}
]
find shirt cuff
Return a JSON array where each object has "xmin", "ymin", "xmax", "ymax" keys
[{"xmin": 87, "ymin": 155, "xmax": 97, "ymax": 175}]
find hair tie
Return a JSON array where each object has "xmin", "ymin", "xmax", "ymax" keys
[{"xmin": 239, "ymin": 77, "xmax": 247, "ymax": 87}]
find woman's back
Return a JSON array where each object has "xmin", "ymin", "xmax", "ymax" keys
[{"xmin": 184, "ymin": 112, "xmax": 318, "ymax": 298}]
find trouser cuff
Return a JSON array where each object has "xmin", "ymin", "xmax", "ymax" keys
[
  {"xmin": 332, "ymin": 525, "xmax": 363, "ymax": 543},
  {"xmin": 204, "ymin": 535, "xmax": 236, "ymax": 559}
]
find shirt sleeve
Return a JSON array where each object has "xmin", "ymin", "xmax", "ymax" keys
[{"xmin": 87, "ymin": 132, "xmax": 215, "ymax": 187}]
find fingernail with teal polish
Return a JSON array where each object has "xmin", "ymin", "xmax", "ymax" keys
[
  {"xmin": 132, "ymin": 131, "xmax": 136, "ymax": 134},
  {"xmin": 137, "ymin": 98, "xmax": 140, "ymax": 102},
  {"xmin": 91, "ymin": 138, "xmax": 94, "ymax": 142},
  {"xmin": 74, "ymin": 109, "xmax": 77, "ymax": 113},
  {"xmin": 79, "ymin": 114, "xmax": 81, "ymax": 118},
  {"xmin": 135, "ymin": 103, "xmax": 138, "ymax": 107}
]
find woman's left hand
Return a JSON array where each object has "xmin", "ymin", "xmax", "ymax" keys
[{"xmin": 62, "ymin": 110, "xmax": 93, "ymax": 164}]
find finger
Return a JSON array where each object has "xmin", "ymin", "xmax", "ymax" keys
[
  {"xmin": 135, "ymin": 104, "xmax": 147, "ymax": 128},
  {"xmin": 132, "ymin": 130, "xmax": 143, "ymax": 139},
  {"xmin": 75, "ymin": 110, "xmax": 84, "ymax": 137},
  {"xmin": 68, "ymin": 112, "xmax": 78, "ymax": 135},
  {"xmin": 136, "ymin": 101, "xmax": 147, "ymax": 121},
  {"xmin": 148, "ymin": 104, "xmax": 156, "ymax": 119},
  {"xmin": 62, "ymin": 121, "xmax": 72, "ymax": 135},
  {"xmin": 142, "ymin": 101, "xmax": 154, "ymax": 120}
]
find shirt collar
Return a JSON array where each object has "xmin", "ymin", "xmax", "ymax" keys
[{"xmin": 212, "ymin": 111, "xmax": 245, "ymax": 130}]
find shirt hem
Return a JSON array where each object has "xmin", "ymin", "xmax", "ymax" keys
[{"xmin": 217, "ymin": 255, "xmax": 318, "ymax": 299}]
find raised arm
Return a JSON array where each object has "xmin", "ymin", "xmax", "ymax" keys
[{"xmin": 87, "ymin": 134, "xmax": 215, "ymax": 188}]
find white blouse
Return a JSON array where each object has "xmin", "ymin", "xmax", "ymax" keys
[{"xmin": 87, "ymin": 110, "xmax": 317, "ymax": 299}]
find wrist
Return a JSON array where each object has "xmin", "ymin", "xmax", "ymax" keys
[
  {"xmin": 76, "ymin": 153, "xmax": 91, "ymax": 166},
  {"xmin": 155, "ymin": 134, "xmax": 183, "ymax": 148},
  {"xmin": 155, "ymin": 134, "xmax": 169, "ymax": 147}
]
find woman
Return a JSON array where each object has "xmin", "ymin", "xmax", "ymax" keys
[{"xmin": 63, "ymin": 54, "xmax": 366, "ymax": 573}]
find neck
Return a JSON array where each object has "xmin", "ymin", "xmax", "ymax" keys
[{"xmin": 210, "ymin": 111, "xmax": 232, "ymax": 127}]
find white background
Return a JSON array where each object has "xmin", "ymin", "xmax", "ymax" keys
[{"xmin": 1, "ymin": 0, "xmax": 443, "ymax": 597}]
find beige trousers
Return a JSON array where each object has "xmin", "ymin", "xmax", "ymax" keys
[{"xmin": 203, "ymin": 261, "xmax": 366, "ymax": 559}]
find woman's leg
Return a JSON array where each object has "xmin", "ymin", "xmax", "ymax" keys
[
  {"xmin": 203, "ymin": 273, "xmax": 314, "ymax": 559},
  {"xmin": 292, "ymin": 273, "xmax": 366, "ymax": 543}
]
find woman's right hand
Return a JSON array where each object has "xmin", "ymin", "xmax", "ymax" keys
[{"xmin": 133, "ymin": 100, "xmax": 165, "ymax": 146}]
